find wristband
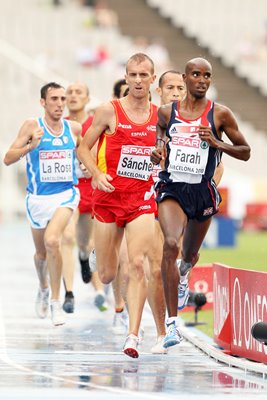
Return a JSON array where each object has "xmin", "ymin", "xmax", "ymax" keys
[{"xmin": 156, "ymin": 138, "xmax": 165, "ymax": 146}]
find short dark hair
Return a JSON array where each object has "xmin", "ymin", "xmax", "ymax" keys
[
  {"xmin": 40, "ymin": 82, "xmax": 64, "ymax": 99},
  {"xmin": 113, "ymin": 79, "xmax": 127, "ymax": 99},
  {"xmin": 158, "ymin": 70, "xmax": 182, "ymax": 88}
]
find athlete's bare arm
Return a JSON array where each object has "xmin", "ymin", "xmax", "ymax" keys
[
  {"xmin": 69, "ymin": 120, "xmax": 82, "ymax": 145},
  {"xmin": 150, "ymin": 104, "xmax": 171, "ymax": 165},
  {"xmin": 3, "ymin": 119, "xmax": 43, "ymax": 166},
  {"xmin": 77, "ymin": 102, "xmax": 116, "ymax": 192},
  {"xmin": 198, "ymin": 103, "xmax": 251, "ymax": 161}
]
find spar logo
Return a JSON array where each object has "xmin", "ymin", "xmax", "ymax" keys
[
  {"xmin": 121, "ymin": 146, "xmax": 152, "ymax": 156},
  {"xmin": 172, "ymin": 135, "xmax": 200, "ymax": 148},
  {"xmin": 40, "ymin": 150, "xmax": 69, "ymax": 159}
]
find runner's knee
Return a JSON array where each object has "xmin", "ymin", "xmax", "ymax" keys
[
  {"xmin": 163, "ymin": 236, "xmax": 180, "ymax": 259},
  {"xmin": 61, "ymin": 230, "xmax": 75, "ymax": 247},
  {"xmin": 128, "ymin": 257, "xmax": 146, "ymax": 280},
  {"xmin": 34, "ymin": 252, "xmax": 46, "ymax": 265},
  {"xmin": 98, "ymin": 269, "xmax": 115, "ymax": 284},
  {"xmin": 149, "ymin": 267, "xmax": 162, "ymax": 283},
  {"xmin": 44, "ymin": 234, "xmax": 61, "ymax": 253}
]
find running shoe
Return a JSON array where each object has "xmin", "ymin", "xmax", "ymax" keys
[
  {"xmin": 123, "ymin": 334, "xmax": 139, "ymax": 358},
  {"xmin": 163, "ymin": 319, "xmax": 183, "ymax": 348},
  {"xmin": 63, "ymin": 291, "xmax": 75, "ymax": 313},
  {"xmin": 79, "ymin": 252, "xmax": 92, "ymax": 283},
  {"xmin": 151, "ymin": 335, "xmax": 168, "ymax": 354},
  {"xmin": 89, "ymin": 249, "xmax": 97, "ymax": 273},
  {"xmin": 177, "ymin": 259, "xmax": 190, "ymax": 310},
  {"xmin": 94, "ymin": 292, "xmax": 108, "ymax": 311},
  {"xmin": 50, "ymin": 301, "xmax": 65, "ymax": 326},
  {"xmin": 112, "ymin": 308, "xmax": 129, "ymax": 334},
  {"xmin": 35, "ymin": 287, "xmax": 49, "ymax": 319}
]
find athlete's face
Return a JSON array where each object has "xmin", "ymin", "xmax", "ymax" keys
[
  {"xmin": 184, "ymin": 61, "xmax": 212, "ymax": 99},
  {"xmin": 66, "ymin": 83, "xmax": 89, "ymax": 112},
  {"xmin": 125, "ymin": 59, "xmax": 156, "ymax": 99},
  {"xmin": 41, "ymin": 87, "xmax": 66, "ymax": 120},
  {"xmin": 157, "ymin": 73, "xmax": 186, "ymax": 105}
]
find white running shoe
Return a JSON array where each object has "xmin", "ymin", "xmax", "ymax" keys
[
  {"xmin": 50, "ymin": 301, "xmax": 65, "ymax": 326},
  {"xmin": 151, "ymin": 335, "xmax": 168, "ymax": 354},
  {"xmin": 89, "ymin": 249, "xmax": 97, "ymax": 273},
  {"xmin": 177, "ymin": 259, "xmax": 190, "ymax": 310},
  {"xmin": 163, "ymin": 319, "xmax": 183, "ymax": 348},
  {"xmin": 112, "ymin": 309, "xmax": 129, "ymax": 334},
  {"xmin": 123, "ymin": 334, "xmax": 139, "ymax": 358},
  {"xmin": 35, "ymin": 287, "xmax": 49, "ymax": 319}
]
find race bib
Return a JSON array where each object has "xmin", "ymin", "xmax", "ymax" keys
[
  {"xmin": 117, "ymin": 145, "xmax": 154, "ymax": 181},
  {"xmin": 39, "ymin": 150, "xmax": 73, "ymax": 182},
  {"xmin": 168, "ymin": 133, "xmax": 209, "ymax": 181},
  {"xmin": 151, "ymin": 164, "xmax": 162, "ymax": 183}
]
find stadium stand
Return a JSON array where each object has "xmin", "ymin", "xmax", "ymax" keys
[{"xmin": 147, "ymin": 0, "xmax": 267, "ymax": 95}]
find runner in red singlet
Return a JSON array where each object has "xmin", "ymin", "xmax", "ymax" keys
[
  {"xmin": 78, "ymin": 53, "xmax": 164, "ymax": 358},
  {"xmin": 62, "ymin": 81, "xmax": 108, "ymax": 313}
]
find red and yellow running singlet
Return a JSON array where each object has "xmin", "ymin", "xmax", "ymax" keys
[{"xmin": 96, "ymin": 99, "xmax": 158, "ymax": 192}]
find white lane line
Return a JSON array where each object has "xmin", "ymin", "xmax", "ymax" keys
[
  {"xmin": 55, "ymin": 350, "xmax": 152, "ymax": 355},
  {"xmin": 0, "ymin": 296, "xmax": 165, "ymax": 400}
]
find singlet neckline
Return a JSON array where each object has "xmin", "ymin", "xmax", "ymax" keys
[
  {"xmin": 42, "ymin": 117, "xmax": 64, "ymax": 137},
  {"xmin": 115, "ymin": 99, "xmax": 154, "ymax": 126},
  {"xmin": 176, "ymin": 100, "xmax": 211, "ymax": 123}
]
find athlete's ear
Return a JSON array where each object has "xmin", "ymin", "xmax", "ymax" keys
[
  {"xmin": 40, "ymin": 98, "xmax": 45, "ymax": 108},
  {"xmin": 156, "ymin": 87, "xmax": 162, "ymax": 97}
]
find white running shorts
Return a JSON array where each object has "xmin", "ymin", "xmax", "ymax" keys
[{"xmin": 25, "ymin": 187, "xmax": 80, "ymax": 229}]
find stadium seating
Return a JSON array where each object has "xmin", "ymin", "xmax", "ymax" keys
[{"xmin": 146, "ymin": 0, "xmax": 267, "ymax": 94}]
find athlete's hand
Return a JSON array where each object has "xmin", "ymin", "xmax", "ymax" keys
[
  {"xmin": 198, "ymin": 125, "xmax": 219, "ymax": 148},
  {"xmin": 150, "ymin": 147, "xmax": 164, "ymax": 165},
  {"xmin": 92, "ymin": 172, "xmax": 115, "ymax": 192},
  {"xmin": 30, "ymin": 127, "xmax": 44, "ymax": 149}
]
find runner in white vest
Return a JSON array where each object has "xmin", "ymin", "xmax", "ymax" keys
[{"xmin": 4, "ymin": 82, "xmax": 82, "ymax": 326}]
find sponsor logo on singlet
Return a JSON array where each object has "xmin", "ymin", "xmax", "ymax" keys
[
  {"xmin": 131, "ymin": 131, "xmax": 148, "ymax": 137},
  {"xmin": 147, "ymin": 125, "xmax": 156, "ymax": 132},
  {"xmin": 118, "ymin": 122, "xmax": 132, "ymax": 129},
  {"xmin": 52, "ymin": 138, "xmax": 63, "ymax": 146}
]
